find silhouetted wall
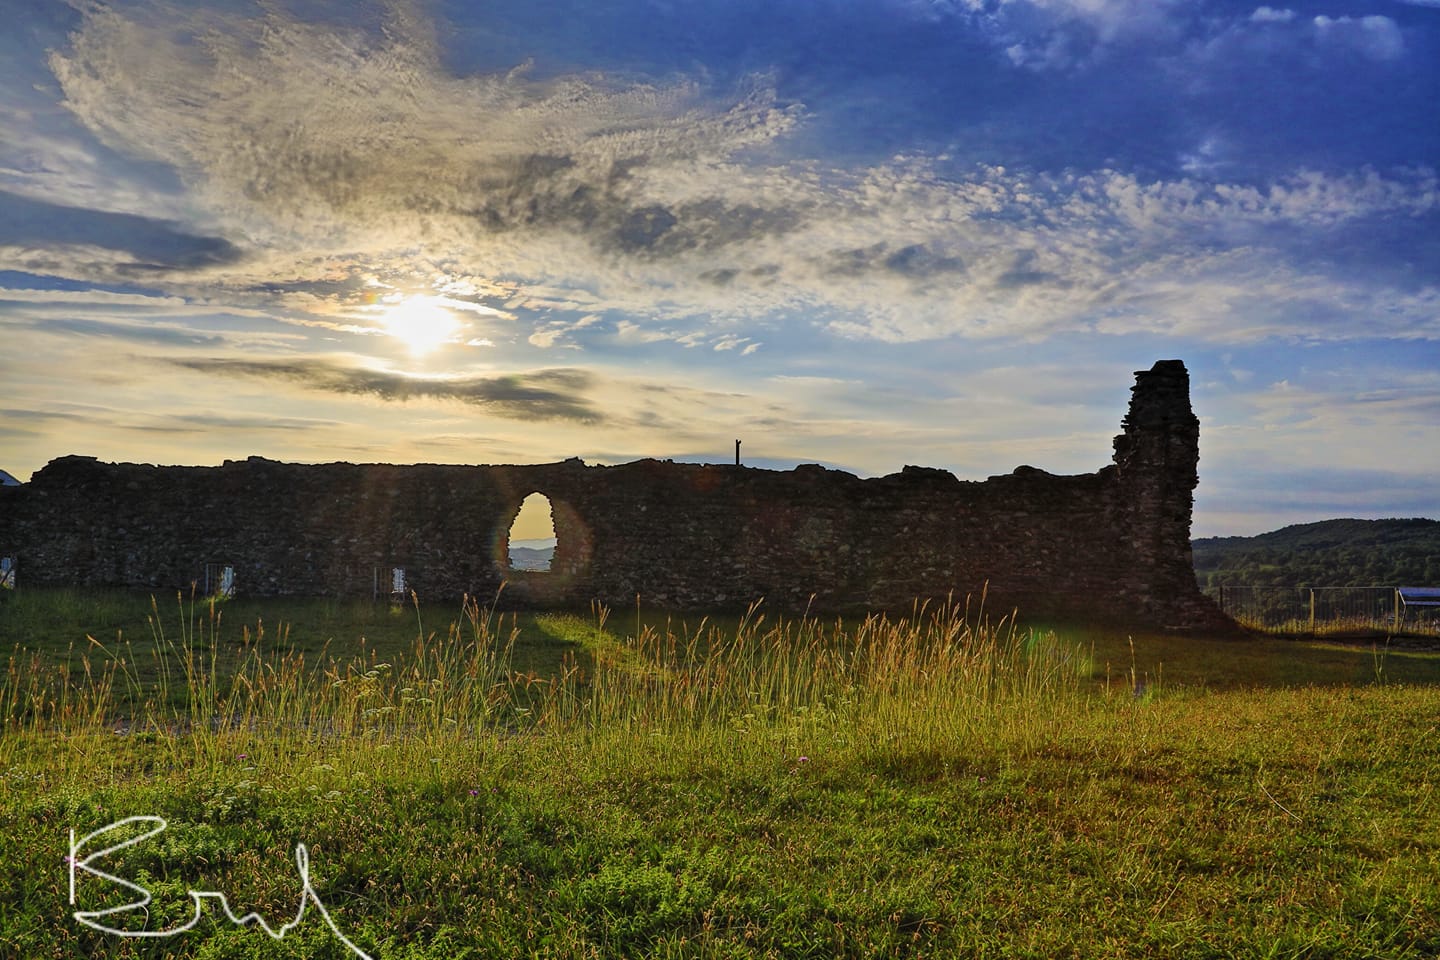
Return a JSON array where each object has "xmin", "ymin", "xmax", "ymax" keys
[{"xmin": 0, "ymin": 360, "xmax": 1232, "ymax": 628}]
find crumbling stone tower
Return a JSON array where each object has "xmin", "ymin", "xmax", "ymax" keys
[{"xmin": 1111, "ymin": 360, "xmax": 1227, "ymax": 628}]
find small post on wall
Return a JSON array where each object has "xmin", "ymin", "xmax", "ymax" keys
[{"xmin": 735, "ymin": 439, "xmax": 741, "ymax": 466}]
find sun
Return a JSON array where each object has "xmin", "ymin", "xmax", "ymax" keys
[{"xmin": 379, "ymin": 295, "xmax": 461, "ymax": 356}]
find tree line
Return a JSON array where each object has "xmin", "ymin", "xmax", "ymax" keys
[{"xmin": 1192, "ymin": 518, "xmax": 1440, "ymax": 592}]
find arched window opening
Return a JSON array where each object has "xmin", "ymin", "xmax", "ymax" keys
[{"xmin": 508, "ymin": 492, "xmax": 556, "ymax": 572}]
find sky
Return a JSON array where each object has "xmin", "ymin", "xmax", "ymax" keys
[{"xmin": 1, "ymin": 0, "xmax": 1437, "ymax": 539}]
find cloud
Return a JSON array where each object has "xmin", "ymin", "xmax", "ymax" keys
[
  {"xmin": 613, "ymin": 320, "xmax": 676, "ymax": 345},
  {"xmin": 1199, "ymin": 369, "xmax": 1440, "ymax": 506},
  {"xmin": 1194, "ymin": 464, "xmax": 1439, "ymax": 535},
  {"xmin": 1190, "ymin": 360, "xmax": 1440, "ymax": 532},
  {"xmin": 527, "ymin": 313, "xmax": 601, "ymax": 350},
  {"xmin": 947, "ymin": 0, "xmax": 1190, "ymax": 70},
  {"xmin": 163, "ymin": 357, "xmax": 604, "ymax": 423},
  {"xmin": 0, "ymin": 284, "xmax": 312, "ymax": 350},
  {"xmin": 131, "ymin": 412, "xmax": 344, "ymax": 434},
  {"xmin": 1250, "ymin": 7, "xmax": 1294, "ymax": 23},
  {"xmin": 10, "ymin": 0, "xmax": 1431, "ymax": 351},
  {"xmin": 1188, "ymin": 9, "xmax": 1409, "ymax": 74},
  {"xmin": 0, "ymin": 286, "xmax": 189, "ymax": 310},
  {"xmin": 47, "ymin": 3, "xmax": 800, "ymax": 241},
  {"xmin": 1248, "ymin": 371, "xmax": 1440, "ymax": 427},
  {"xmin": 0, "ymin": 401, "xmax": 341, "ymax": 436},
  {"xmin": 1, "ymin": 314, "xmax": 228, "ymax": 347},
  {"xmin": 0, "ymin": 190, "xmax": 243, "ymax": 273},
  {"xmin": 1312, "ymin": 15, "xmax": 1406, "ymax": 62}
]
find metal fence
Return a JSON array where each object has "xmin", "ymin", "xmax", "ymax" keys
[{"xmin": 1208, "ymin": 585, "xmax": 1440, "ymax": 635}]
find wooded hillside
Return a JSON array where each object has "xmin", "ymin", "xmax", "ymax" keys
[{"xmin": 1192, "ymin": 518, "xmax": 1440, "ymax": 591}]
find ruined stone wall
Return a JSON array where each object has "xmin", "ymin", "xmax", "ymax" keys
[{"xmin": 0, "ymin": 360, "xmax": 1233, "ymax": 629}]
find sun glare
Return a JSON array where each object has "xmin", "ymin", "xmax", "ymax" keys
[{"xmin": 380, "ymin": 295, "xmax": 461, "ymax": 356}]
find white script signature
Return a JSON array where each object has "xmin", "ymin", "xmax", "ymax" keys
[{"xmin": 68, "ymin": 815, "xmax": 374, "ymax": 959}]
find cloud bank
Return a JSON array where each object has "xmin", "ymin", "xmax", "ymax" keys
[{"xmin": 22, "ymin": 0, "xmax": 1430, "ymax": 347}]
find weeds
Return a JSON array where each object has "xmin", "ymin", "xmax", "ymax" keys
[
  {"xmin": 3, "ymin": 591, "xmax": 1091, "ymax": 754},
  {"xmin": 3, "ymin": 590, "xmax": 1439, "ymax": 958}
]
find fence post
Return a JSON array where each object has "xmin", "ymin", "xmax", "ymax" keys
[
  {"xmin": 1309, "ymin": 588, "xmax": 1316, "ymax": 635},
  {"xmin": 1395, "ymin": 589, "xmax": 1402, "ymax": 630}
]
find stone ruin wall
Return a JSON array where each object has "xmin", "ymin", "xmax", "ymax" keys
[{"xmin": 0, "ymin": 360, "xmax": 1233, "ymax": 630}]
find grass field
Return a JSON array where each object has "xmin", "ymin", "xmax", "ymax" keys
[{"xmin": 2, "ymin": 588, "xmax": 1438, "ymax": 958}]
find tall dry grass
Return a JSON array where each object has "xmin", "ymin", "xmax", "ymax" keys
[
  {"xmin": 0, "ymin": 590, "xmax": 1092, "ymax": 773},
  {"xmin": 561, "ymin": 597, "xmax": 1091, "ymax": 774}
]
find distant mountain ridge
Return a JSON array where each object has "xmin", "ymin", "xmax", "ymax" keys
[
  {"xmin": 1193, "ymin": 518, "xmax": 1440, "ymax": 591},
  {"xmin": 509, "ymin": 539, "xmax": 555, "ymax": 572}
]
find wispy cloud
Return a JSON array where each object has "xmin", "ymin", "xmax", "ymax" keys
[
  {"xmin": 1192, "ymin": 363, "xmax": 1440, "ymax": 529},
  {"xmin": 1250, "ymin": 8, "xmax": 1295, "ymax": 24},
  {"xmin": 0, "ymin": 286, "xmax": 308, "ymax": 349},
  {"xmin": 0, "ymin": 190, "xmax": 242, "ymax": 272},
  {"xmin": 24, "ymin": 0, "xmax": 1431, "ymax": 350},
  {"xmin": 1312, "ymin": 15, "xmax": 1406, "ymax": 61},
  {"xmin": 0, "ymin": 400, "xmax": 341, "ymax": 436},
  {"xmin": 0, "ymin": 286, "xmax": 189, "ymax": 309},
  {"xmin": 1196, "ymin": 464, "xmax": 1439, "ymax": 535},
  {"xmin": 163, "ymin": 357, "xmax": 604, "ymax": 423}
]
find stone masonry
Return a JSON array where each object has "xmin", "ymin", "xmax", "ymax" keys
[{"xmin": 0, "ymin": 360, "xmax": 1233, "ymax": 629}]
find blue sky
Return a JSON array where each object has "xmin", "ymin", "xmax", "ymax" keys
[{"xmin": 1, "ymin": 0, "xmax": 1436, "ymax": 537}]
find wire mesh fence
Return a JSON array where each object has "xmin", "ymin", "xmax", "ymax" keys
[{"xmin": 1207, "ymin": 585, "xmax": 1440, "ymax": 635}]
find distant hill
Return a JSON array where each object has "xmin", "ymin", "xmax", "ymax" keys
[
  {"xmin": 509, "ymin": 545, "xmax": 554, "ymax": 572},
  {"xmin": 1193, "ymin": 518, "xmax": 1440, "ymax": 591}
]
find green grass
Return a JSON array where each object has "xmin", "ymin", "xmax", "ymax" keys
[
  {"xmin": 1049, "ymin": 624, "xmax": 1440, "ymax": 691},
  {"xmin": 0, "ymin": 587, "xmax": 569, "ymax": 683},
  {"xmin": 1, "ymin": 590, "xmax": 1438, "ymax": 958}
]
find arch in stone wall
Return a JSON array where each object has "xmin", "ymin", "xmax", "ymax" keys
[
  {"xmin": 506, "ymin": 492, "xmax": 557, "ymax": 572},
  {"xmin": 492, "ymin": 490, "xmax": 593, "ymax": 605}
]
